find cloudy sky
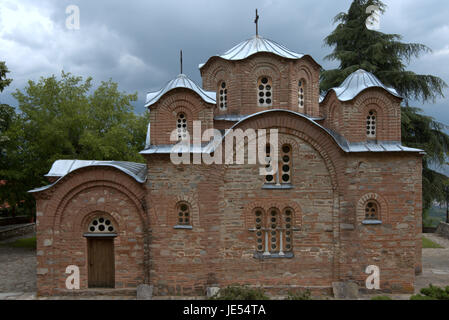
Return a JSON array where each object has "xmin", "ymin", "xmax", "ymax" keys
[{"xmin": 0, "ymin": 1, "xmax": 448, "ymax": 133}]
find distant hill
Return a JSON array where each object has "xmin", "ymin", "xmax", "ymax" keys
[{"xmin": 428, "ymin": 205, "xmax": 447, "ymax": 227}]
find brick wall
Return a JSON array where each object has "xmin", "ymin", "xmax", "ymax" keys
[
  {"xmin": 34, "ymin": 166, "xmax": 147, "ymax": 296},
  {"xmin": 149, "ymin": 88, "xmax": 215, "ymax": 145},
  {"xmin": 200, "ymin": 53, "xmax": 321, "ymax": 118},
  {"xmin": 321, "ymin": 88, "xmax": 402, "ymax": 143}
]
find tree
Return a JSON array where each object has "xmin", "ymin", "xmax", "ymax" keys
[
  {"xmin": 0, "ymin": 61, "xmax": 14, "ymax": 153},
  {"xmin": 0, "ymin": 61, "xmax": 12, "ymax": 93},
  {"xmin": 0, "ymin": 71, "xmax": 149, "ymax": 216},
  {"xmin": 321, "ymin": 0, "xmax": 449, "ymax": 216}
]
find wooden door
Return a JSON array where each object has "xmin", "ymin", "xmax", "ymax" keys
[{"xmin": 88, "ymin": 238, "xmax": 115, "ymax": 288}]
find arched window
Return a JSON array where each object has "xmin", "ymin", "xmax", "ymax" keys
[
  {"xmin": 264, "ymin": 144, "xmax": 293, "ymax": 186},
  {"xmin": 268, "ymin": 208, "xmax": 280, "ymax": 253},
  {"xmin": 88, "ymin": 216, "xmax": 116, "ymax": 234},
  {"xmin": 254, "ymin": 209, "xmax": 265, "ymax": 253},
  {"xmin": 176, "ymin": 202, "xmax": 191, "ymax": 226},
  {"xmin": 218, "ymin": 82, "xmax": 228, "ymax": 110},
  {"xmin": 281, "ymin": 145, "xmax": 292, "ymax": 184},
  {"xmin": 253, "ymin": 207, "xmax": 295, "ymax": 257},
  {"xmin": 176, "ymin": 112, "xmax": 188, "ymax": 141},
  {"xmin": 366, "ymin": 110, "xmax": 377, "ymax": 140},
  {"xmin": 283, "ymin": 208, "xmax": 293, "ymax": 252},
  {"xmin": 298, "ymin": 80, "xmax": 305, "ymax": 110},
  {"xmin": 258, "ymin": 77, "xmax": 273, "ymax": 107},
  {"xmin": 264, "ymin": 144, "xmax": 275, "ymax": 184},
  {"xmin": 365, "ymin": 201, "xmax": 379, "ymax": 221}
]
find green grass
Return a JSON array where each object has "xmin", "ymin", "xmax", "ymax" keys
[
  {"xmin": 422, "ymin": 236, "xmax": 443, "ymax": 249},
  {"xmin": 0, "ymin": 237, "xmax": 36, "ymax": 249}
]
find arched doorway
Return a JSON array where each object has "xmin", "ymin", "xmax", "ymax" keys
[{"xmin": 84, "ymin": 216, "xmax": 117, "ymax": 288}]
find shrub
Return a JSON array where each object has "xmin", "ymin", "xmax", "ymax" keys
[
  {"xmin": 286, "ymin": 290, "xmax": 312, "ymax": 300},
  {"xmin": 210, "ymin": 285, "xmax": 269, "ymax": 300},
  {"xmin": 410, "ymin": 284, "xmax": 449, "ymax": 300},
  {"xmin": 371, "ymin": 295, "xmax": 392, "ymax": 300}
]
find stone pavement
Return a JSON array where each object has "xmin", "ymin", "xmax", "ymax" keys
[
  {"xmin": 416, "ymin": 233, "xmax": 449, "ymax": 291},
  {"xmin": 0, "ymin": 233, "xmax": 36, "ymax": 295}
]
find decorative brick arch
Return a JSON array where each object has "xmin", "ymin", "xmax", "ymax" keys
[
  {"xmin": 75, "ymin": 204, "xmax": 124, "ymax": 236},
  {"xmin": 174, "ymin": 193, "xmax": 200, "ymax": 227},
  {"xmin": 356, "ymin": 192, "xmax": 389, "ymax": 223},
  {"xmin": 208, "ymin": 62, "xmax": 232, "ymax": 88},
  {"xmin": 151, "ymin": 89, "xmax": 214, "ymax": 145},
  {"xmin": 224, "ymin": 111, "xmax": 343, "ymax": 191},
  {"xmin": 53, "ymin": 179, "xmax": 147, "ymax": 231},
  {"xmin": 354, "ymin": 89, "xmax": 401, "ymax": 142}
]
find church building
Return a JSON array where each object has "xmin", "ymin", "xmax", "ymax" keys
[{"xmin": 30, "ymin": 31, "xmax": 423, "ymax": 296}]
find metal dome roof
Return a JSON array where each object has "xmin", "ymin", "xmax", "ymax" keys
[
  {"xmin": 145, "ymin": 74, "xmax": 216, "ymax": 108},
  {"xmin": 322, "ymin": 69, "xmax": 401, "ymax": 102},
  {"xmin": 199, "ymin": 35, "xmax": 305, "ymax": 69}
]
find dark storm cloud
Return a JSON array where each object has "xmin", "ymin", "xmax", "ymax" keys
[{"xmin": 0, "ymin": 0, "xmax": 448, "ymax": 121}]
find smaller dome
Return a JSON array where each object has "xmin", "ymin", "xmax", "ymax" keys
[
  {"xmin": 322, "ymin": 69, "xmax": 401, "ymax": 102},
  {"xmin": 199, "ymin": 35, "xmax": 305, "ymax": 69},
  {"xmin": 145, "ymin": 74, "xmax": 216, "ymax": 108}
]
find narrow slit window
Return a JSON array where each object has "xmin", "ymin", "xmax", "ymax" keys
[
  {"xmin": 283, "ymin": 209, "xmax": 293, "ymax": 252},
  {"xmin": 177, "ymin": 112, "xmax": 188, "ymax": 141},
  {"xmin": 255, "ymin": 209, "xmax": 265, "ymax": 252},
  {"xmin": 218, "ymin": 82, "xmax": 228, "ymax": 110},
  {"xmin": 258, "ymin": 77, "xmax": 273, "ymax": 107},
  {"xmin": 298, "ymin": 80, "xmax": 305, "ymax": 110},
  {"xmin": 265, "ymin": 144, "xmax": 275, "ymax": 184},
  {"xmin": 366, "ymin": 110, "xmax": 377, "ymax": 139},
  {"xmin": 281, "ymin": 145, "xmax": 292, "ymax": 184},
  {"xmin": 268, "ymin": 209, "xmax": 279, "ymax": 253}
]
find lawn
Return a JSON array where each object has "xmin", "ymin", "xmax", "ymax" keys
[
  {"xmin": 0, "ymin": 236, "xmax": 36, "ymax": 249},
  {"xmin": 422, "ymin": 236, "xmax": 443, "ymax": 249}
]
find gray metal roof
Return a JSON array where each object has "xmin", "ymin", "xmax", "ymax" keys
[
  {"xmin": 199, "ymin": 35, "xmax": 305, "ymax": 69},
  {"xmin": 145, "ymin": 74, "xmax": 216, "ymax": 108},
  {"xmin": 141, "ymin": 109, "xmax": 423, "ymax": 155},
  {"xmin": 214, "ymin": 114, "xmax": 250, "ymax": 122},
  {"xmin": 321, "ymin": 69, "xmax": 401, "ymax": 102},
  {"xmin": 29, "ymin": 160, "xmax": 147, "ymax": 193}
]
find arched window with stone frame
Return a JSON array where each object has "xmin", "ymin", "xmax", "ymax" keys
[
  {"xmin": 366, "ymin": 110, "xmax": 377, "ymax": 140},
  {"xmin": 254, "ymin": 208, "xmax": 266, "ymax": 253},
  {"xmin": 218, "ymin": 81, "xmax": 228, "ymax": 110},
  {"xmin": 258, "ymin": 76, "xmax": 273, "ymax": 107},
  {"xmin": 176, "ymin": 112, "xmax": 188, "ymax": 141},
  {"xmin": 87, "ymin": 216, "xmax": 117, "ymax": 234},
  {"xmin": 364, "ymin": 201, "xmax": 380, "ymax": 222},
  {"xmin": 282, "ymin": 208, "xmax": 294, "ymax": 253},
  {"xmin": 175, "ymin": 201, "xmax": 192, "ymax": 227},
  {"xmin": 267, "ymin": 208, "xmax": 281, "ymax": 254},
  {"xmin": 263, "ymin": 144, "xmax": 293, "ymax": 187},
  {"xmin": 298, "ymin": 79, "xmax": 306, "ymax": 111}
]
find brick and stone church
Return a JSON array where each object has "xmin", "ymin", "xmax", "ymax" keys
[{"xmin": 30, "ymin": 33, "xmax": 424, "ymax": 297}]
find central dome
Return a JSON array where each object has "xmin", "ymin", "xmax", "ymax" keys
[{"xmin": 199, "ymin": 35, "xmax": 305, "ymax": 69}]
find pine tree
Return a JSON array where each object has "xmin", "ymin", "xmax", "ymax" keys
[{"xmin": 321, "ymin": 0, "xmax": 449, "ymax": 217}]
